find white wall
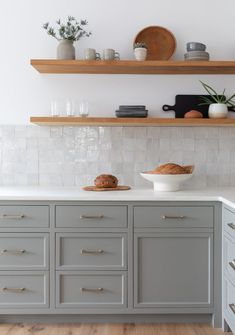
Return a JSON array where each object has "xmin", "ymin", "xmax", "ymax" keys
[{"xmin": 1, "ymin": 0, "xmax": 235, "ymax": 124}]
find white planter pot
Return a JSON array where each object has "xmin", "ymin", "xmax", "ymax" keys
[
  {"xmin": 134, "ymin": 48, "xmax": 147, "ymax": 61},
  {"xmin": 208, "ymin": 103, "xmax": 228, "ymax": 119}
]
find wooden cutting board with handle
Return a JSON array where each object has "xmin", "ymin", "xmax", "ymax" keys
[{"xmin": 162, "ymin": 95, "xmax": 235, "ymax": 118}]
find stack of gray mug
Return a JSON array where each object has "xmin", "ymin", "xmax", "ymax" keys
[{"xmin": 184, "ymin": 42, "xmax": 209, "ymax": 61}]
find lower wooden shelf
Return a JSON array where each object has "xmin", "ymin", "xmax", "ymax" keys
[{"xmin": 30, "ymin": 116, "xmax": 235, "ymax": 127}]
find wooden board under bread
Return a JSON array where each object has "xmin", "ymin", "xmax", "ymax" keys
[{"xmin": 83, "ymin": 186, "xmax": 131, "ymax": 191}]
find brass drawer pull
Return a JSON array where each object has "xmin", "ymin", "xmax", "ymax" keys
[
  {"xmin": 0, "ymin": 214, "xmax": 24, "ymax": 220},
  {"xmin": 228, "ymin": 223, "xmax": 235, "ymax": 230},
  {"xmin": 80, "ymin": 287, "xmax": 103, "ymax": 293},
  {"xmin": 1, "ymin": 287, "xmax": 25, "ymax": 293},
  {"xmin": 80, "ymin": 215, "xmax": 104, "ymax": 219},
  {"xmin": 229, "ymin": 260, "xmax": 235, "ymax": 271},
  {"xmin": 80, "ymin": 249, "xmax": 104, "ymax": 255},
  {"xmin": 161, "ymin": 215, "xmax": 186, "ymax": 220},
  {"xmin": 0, "ymin": 249, "xmax": 25, "ymax": 255},
  {"xmin": 229, "ymin": 303, "xmax": 235, "ymax": 314}
]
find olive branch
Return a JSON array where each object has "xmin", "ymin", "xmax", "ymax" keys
[{"xmin": 43, "ymin": 16, "xmax": 91, "ymax": 42}]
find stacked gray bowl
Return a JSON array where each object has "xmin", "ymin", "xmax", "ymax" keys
[{"xmin": 184, "ymin": 42, "xmax": 209, "ymax": 61}]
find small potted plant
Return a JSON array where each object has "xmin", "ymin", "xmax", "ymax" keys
[
  {"xmin": 200, "ymin": 81, "xmax": 235, "ymax": 118},
  {"xmin": 43, "ymin": 16, "xmax": 91, "ymax": 60},
  {"xmin": 134, "ymin": 42, "xmax": 148, "ymax": 61}
]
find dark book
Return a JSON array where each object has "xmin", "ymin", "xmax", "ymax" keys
[
  {"xmin": 116, "ymin": 109, "xmax": 148, "ymax": 114},
  {"xmin": 119, "ymin": 105, "xmax": 146, "ymax": 110},
  {"xmin": 115, "ymin": 110, "xmax": 148, "ymax": 118}
]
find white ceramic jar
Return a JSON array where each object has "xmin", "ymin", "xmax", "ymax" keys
[
  {"xmin": 208, "ymin": 103, "xmax": 228, "ymax": 118},
  {"xmin": 134, "ymin": 48, "xmax": 147, "ymax": 61}
]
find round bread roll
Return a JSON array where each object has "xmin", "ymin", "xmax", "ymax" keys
[
  {"xmin": 184, "ymin": 110, "xmax": 203, "ymax": 118},
  {"xmin": 94, "ymin": 174, "xmax": 118, "ymax": 188},
  {"xmin": 153, "ymin": 163, "xmax": 187, "ymax": 175}
]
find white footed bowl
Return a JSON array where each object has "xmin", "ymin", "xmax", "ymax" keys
[{"xmin": 140, "ymin": 172, "xmax": 193, "ymax": 192}]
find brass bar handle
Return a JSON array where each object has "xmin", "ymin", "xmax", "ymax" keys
[
  {"xmin": 229, "ymin": 303, "xmax": 235, "ymax": 314},
  {"xmin": 229, "ymin": 260, "xmax": 235, "ymax": 271},
  {"xmin": 0, "ymin": 214, "xmax": 24, "ymax": 220},
  {"xmin": 1, "ymin": 287, "xmax": 25, "ymax": 293},
  {"xmin": 161, "ymin": 215, "xmax": 186, "ymax": 220},
  {"xmin": 80, "ymin": 287, "xmax": 103, "ymax": 293},
  {"xmin": 80, "ymin": 215, "xmax": 104, "ymax": 219},
  {"xmin": 80, "ymin": 249, "xmax": 104, "ymax": 255},
  {"xmin": 0, "ymin": 249, "xmax": 25, "ymax": 255},
  {"xmin": 228, "ymin": 223, "xmax": 235, "ymax": 230}
]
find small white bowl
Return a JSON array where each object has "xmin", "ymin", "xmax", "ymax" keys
[{"xmin": 140, "ymin": 172, "xmax": 193, "ymax": 192}]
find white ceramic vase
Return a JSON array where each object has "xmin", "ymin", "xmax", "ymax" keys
[
  {"xmin": 57, "ymin": 40, "xmax": 75, "ymax": 60},
  {"xmin": 208, "ymin": 103, "xmax": 228, "ymax": 119},
  {"xmin": 134, "ymin": 48, "xmax": 147, "ymax": 61}
]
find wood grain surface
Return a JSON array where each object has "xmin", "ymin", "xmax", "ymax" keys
[
  {"xmin": 83, "ymin": 186, "xmax": 131, "ymax": 191},
  {"xmin": 30, "ymin": 116, "xmax": 235, "ymax": 127},
  {"xmin": 134, "ymin": 26, "xmax": 176, "ymax": 60},
  {"xmin": 30, "ymin": 60, "xmax": 235, "ymax": 75},
  {"xmin": 0, "ymin": 323, "xmax": 230, "ymax": 335}
]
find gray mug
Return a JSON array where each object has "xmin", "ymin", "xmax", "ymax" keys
[
  {"xmin": 103, "ymin": 48, "xmax": 120, "ymax": 60},
  {"xmin": 84, "ymin": 48, "xmax": 101, "ymax": 60}
]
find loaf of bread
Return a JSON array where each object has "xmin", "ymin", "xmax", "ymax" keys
[
  {"xmin": 148, "ymin": 163, "xmax": 194, "ymax": 175},
  {"xmin": 184, "ymin": 110, "xmax": 203, "ymax": 118},
  {"xmin": 94, "ymin": 174, "xmax": 118, "ymax": 188}
]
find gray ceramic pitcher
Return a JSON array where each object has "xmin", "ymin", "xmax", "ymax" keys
[{"xmin": 57, "ymin": 40, "xmax": 75, "ymax": 60}]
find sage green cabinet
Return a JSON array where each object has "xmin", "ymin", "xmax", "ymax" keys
[
  {"xmin": 56, "ymin": 271, "xmax": 127, "ymax": 308},
  {"xmin": 0, "ymin": 205, "xmax": 49, "ymax": 228},
  {"xmin": 134, "ymin": 232, "xmax": 213, "ymax": 308},
  {"xmin": 0, "ymin": 200, "xmax": 222, "ymax": 327},
  {"xmin": 0, "ymin": 271, "xmax": 49, "ymax": 308},
  {"xmin": 55, "ymin": 205, "xmax": 127, "ymax": 228},
  {"xmin": 224, "ymin": 276, "xmax": 235, "ymax": 331},
  {"xmin": 56, "ymin": 233, "xmax": 127, "ymax": 270},
  {"xmin": 134, "ymin": 206, "xmax": 213, "ymax": 228},
  {"xmin": 0, "ymin": 233, "xmax": 49, "ymax": 270},
  {"xmin": 223, "ymin": 206, "xmax": 235, "ymax": 333}
]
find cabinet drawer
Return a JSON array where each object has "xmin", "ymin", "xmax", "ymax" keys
[
  {"xmin": 0, "ymin": 206, "xmax": 49, "ymax": 228},
  {"xmin": 0, "ymin": 233, "xmax": 49, "ymax": 270},
  {"xmin": 0, "ymin": 271, "xmax": 49, "ymax": 308},
  {"xmin": 224, "ymin": 208, "xmax": 235, "ymax": 240},
  {"xmin": 224, "ymin": 277, "xmax": 235, "ymax": 331},
  {"xmin": 56, "ymin": 271, "xmax": 127, "ymax": 308},
  {"xmin": 56, "ymin": 233, "xmax": 127, "ymax": 270},
  {"xmin": 55, "ymin": 205, "xmax": 127, "ymax": 228},
  {"xmin": 224, "ymin": 235, "xmax": 235, "ymax": 281},
  {"xmin": 134, "ymin": 206, "xmax": 213, "ymax": 228}
]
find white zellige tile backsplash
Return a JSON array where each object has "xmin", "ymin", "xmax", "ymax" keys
[{"xmin": 0, "ymin": 125, "xmax": 234, "ymax": 188}]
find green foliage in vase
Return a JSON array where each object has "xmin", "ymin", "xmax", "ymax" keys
[
  {"xmin": 134, "ymin": 42, "xmax": 147, "ymax": 49},
  {"xmin": 199, "ymin": 81, "xmax": 235, "ymax": 106},
  {"xmin": 43, "ymin": 16, "xmax": 91, "ymax": 42}
]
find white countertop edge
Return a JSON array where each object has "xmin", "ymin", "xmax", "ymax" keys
[
  {"xmin": 0, "ymin": 186, "xmax": 234, "ymax": 209},
  {"xmin": 218, "ymin": 197, "xmax": 235, "ymax": 209}
]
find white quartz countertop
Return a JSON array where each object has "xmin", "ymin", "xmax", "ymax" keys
[{"xmin": 0, "ymin": 186, "xmax": 235, "ymax": 208}]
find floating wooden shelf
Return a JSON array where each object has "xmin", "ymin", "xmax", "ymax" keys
[
  {"xmin": 30, "ymin": 117, "xmax": 235, "ymax": 127},
  {"xmin": 30, "ymin": 60, "xmax": 235, "ymax": 75}
]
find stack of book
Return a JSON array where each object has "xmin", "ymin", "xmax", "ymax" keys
[{"xmin": 115, "ymin": 105, "xmax": 148, "ymax": 118}]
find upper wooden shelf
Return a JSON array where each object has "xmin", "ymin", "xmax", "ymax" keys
[
  {"xmin": 30, "ymin": 60, "xmax": 235, "ymax": 75},
  {"xmin": 30, "ymin": 117, "xmax": 235, "ymax": 127}
]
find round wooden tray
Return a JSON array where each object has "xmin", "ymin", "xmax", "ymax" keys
[
  {"xmin": 134, "ymin": 26, "xmax": 176, "ymax": 60},
  {"xmin": 83, "ymin": 186, "xmax": 131, "ymax": 192}
]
